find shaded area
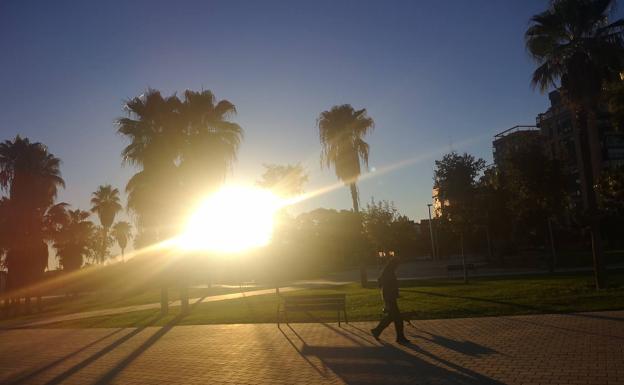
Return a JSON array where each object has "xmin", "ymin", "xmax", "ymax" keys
[{"xmin": 281, "ymin": 324, "xmax": 503, "ymax": 385}]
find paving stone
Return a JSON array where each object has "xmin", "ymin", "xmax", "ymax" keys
[{"xmin": 0, "ymin": 311, "xmax": 622, "ymax": 384}]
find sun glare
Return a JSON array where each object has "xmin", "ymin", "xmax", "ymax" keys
[{"xmin": 178, "ymin": 185, "xmax": 282, "ymax": 253}]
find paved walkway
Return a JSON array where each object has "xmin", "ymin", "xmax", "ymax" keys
[
  {"xmin": 1, "ymin": 311, "xmax": 623, "ymax": 384},
  {"xmin": 12, "ymin": 287, "xmax": 301, "ymax": 328}
]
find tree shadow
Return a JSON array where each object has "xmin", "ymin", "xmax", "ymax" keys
[
  {"xmin": 5, "ymin": 328, "xmax": 125, "ymax": 385},
  {"xmin": 282, "ymin": 325, "xmax": 503, "ymax": 385},
  {"xmin": 4, "ymin": 311, "xmax": 163, "ymax": 385},
  {"xmin": 90, "ymin": 296, "xmax": 208, "ymax": 384},
  {"xmin": 5, "ymin": 303, "xmax": 201, "ymax": 385}
]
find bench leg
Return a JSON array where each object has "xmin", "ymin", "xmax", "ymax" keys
[
  {"xmin": 276, "ymin": 304, "xmax": 280, "ymax": 327},
  {"xmin": 338, "ymin": 310, "xmax": 341, "ymax": 327},
  {"xmin": 344, "ymin": 308, "xmax": 349, "ymax": 324}
]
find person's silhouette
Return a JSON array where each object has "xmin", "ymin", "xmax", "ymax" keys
[{"xmin": 371, "ymin": 256, "xmax": 410, "ymax": 344}]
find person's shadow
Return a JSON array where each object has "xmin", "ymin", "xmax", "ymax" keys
[{"xmin": 282, "ymin": 324, "xmax": 504, "ymax": 385}]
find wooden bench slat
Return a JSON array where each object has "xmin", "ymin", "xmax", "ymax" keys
[
  {"xmin": 283, "ymin": 294, "xmax": 345, "ymax": 300},
  {"xmin": 285, "ymin": 304, "xmax": 344, "ymax": 312},
  {"xmin": 278, "ymin": 293, "xmax": 348, "ymax": 326},
  {"xmin": 283, "ymin": 298, "xmax": 345, "ymax": 303}
]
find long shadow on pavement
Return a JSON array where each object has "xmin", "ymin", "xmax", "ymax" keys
[
  {"xmin": 5, "ymin": 328, "xmax": 126, "ymax": 385},
  {"xmin": 4, "ymin": 296, "xmax": 211, "ymax": 384},
  {"xmin": 91, "ymin": 296, "xmax": 208, "ymax": 385},
  {"xmin": 282, "ymin": 324, "xmax": 503, "ymax": 385}
]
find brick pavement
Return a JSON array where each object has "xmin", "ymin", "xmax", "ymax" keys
[{"xmin": 1, "ymin": 311, "xmax": 623, "ymax": 385}]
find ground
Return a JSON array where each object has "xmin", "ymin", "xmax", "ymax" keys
[
  {"xmin": 1, "ymin": 311, "xmax": 623, "ymax": 384},
  {"xmin": 4, "ymin": 271, "xmax": 623, "ymax": 328}
]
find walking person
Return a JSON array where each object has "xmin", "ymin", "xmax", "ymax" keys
[{"xmin": 371, "ymin": 256, "xmax": 410, "ymax": 344}]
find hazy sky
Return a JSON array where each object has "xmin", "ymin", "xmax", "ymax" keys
[{"xmin": 1, "ymin": 0, "xmax": 566, "ymax": 226}]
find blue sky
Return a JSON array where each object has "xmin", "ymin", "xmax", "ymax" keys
[{"xmin": 1, "ymin": 0, "xmax": 564, "ymax": 225}]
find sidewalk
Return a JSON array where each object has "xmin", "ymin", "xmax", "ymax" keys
[{"xmin": 1, "ymin": 311, "xmax": 622, "ymax": 384}]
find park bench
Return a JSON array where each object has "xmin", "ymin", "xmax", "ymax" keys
[
  {"xmin": 447, "ymin": 263, "xmax": 477, "ymax": 274},
  {"xmin": 277, "ymin": 294, "xmax": 348, "ymax": 327}
]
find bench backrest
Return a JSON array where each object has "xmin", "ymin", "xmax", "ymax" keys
[{"xmin": 282, "ymin": 294, "xmax": 345, "ymax": 311}]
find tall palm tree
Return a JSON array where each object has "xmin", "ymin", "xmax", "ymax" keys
[
  {"xmin": 318, "ymin": 104, "xmax": 374, "ymax": 212},
  {"xmin": 318, "ymin": 104, "xmax": 374, "ymax": 286},
  {"xmin": 112, "ymin": 221, "xmax": 132, "ymax": 262},
  {"xmin": 0, "ymin": 136, "xmax": 64, "ymax": 291},
  {"xmin": 117, "ymin": 88, "xmax": 243, "ymax": 244},
  {"xmin": 90, "ymin": 185, "xmax": 122, "ymax": 263},
  {"xmin": 526, "ymin": 0, "xmax": 624, "ymax": 289}
]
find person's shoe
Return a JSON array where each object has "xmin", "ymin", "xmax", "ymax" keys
[
  {"xmin": 396, "ymin": 337, "xmax": 410, "ymax": 345},
  {"xmin": 370, "ymin": 328, "xmax": 381, "ymax": 340}
]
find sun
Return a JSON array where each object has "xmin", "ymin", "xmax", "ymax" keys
[{"xmin": 177, "ymin": 185, "xmax": 282, "ymax": 253}]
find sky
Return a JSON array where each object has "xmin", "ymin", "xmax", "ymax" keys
[{"xmin": 1, "ymin": 0, "xmax": 563, "ymax": 230}]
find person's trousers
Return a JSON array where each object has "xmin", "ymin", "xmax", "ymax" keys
[{"xmin": 373, "ymin": 299, "xmax": 404, "ymax": 338}]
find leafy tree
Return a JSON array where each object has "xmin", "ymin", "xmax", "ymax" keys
[
  {"xmin": 286, "ymin": 208, "xmax": 369, "ymax": 275},
  {"xmin": 112, "ymin": 221, "xmax": 133, "ymax": 262},
  {"xmin": 256, "ymin": 163, "xmax": 308, "ymax": 197},
  {"xmin": 317, "ymin": 104, "xmax": 374, "ymax": 286},
  {"xmin": 497, "ymin": 136, "xmax": 567, "ymax": 271},
  {"xmin": 362, "ymin": 198, "xmax": 419, "ymax": 258},
  {"xmin": 476, "ymin": 167, "xmax": 513, "ymax": 263},
  {"xmin": 362, "ymin": 198, "xmax": 398, "ymax": 253},
  {"xmin": 117, "ymin": 89, "xmax": 243, "ymax": 245},
  {"xmin": 606, "ymin": 76, "xmax": 624, "ymax": 130},
  {"xmin": 525, "ymin": 0, "xmax": 624, "ymax": 288},
  {"xmin": 434, "ymin": 152, "xmax": 486, "ymax": 281},
  {"xmin": 0, "ymin": 136, "xmax": 64, "ymax": 291},
  {"xmin": 90, "ymin": 184, "xmax": 122, "ymax": 263}
]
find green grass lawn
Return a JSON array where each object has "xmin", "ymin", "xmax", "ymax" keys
[
  {"xmin": 22, "ymin": 271, "xmax": 624, "ymax": 328},
  {"xmin": 0, "ymin": 284, "xmax": 266, "ymax": 327}
]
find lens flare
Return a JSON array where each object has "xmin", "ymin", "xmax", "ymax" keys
[{"xmin": 177, "ymin": 185, "xmax": 281, "ymax": 253}]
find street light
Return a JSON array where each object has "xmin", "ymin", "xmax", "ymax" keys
[{"xmin": 427, "ymin": 204, "xmax": 436, "ymax": 260}]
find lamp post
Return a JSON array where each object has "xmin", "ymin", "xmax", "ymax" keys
[{"xmin": 427, "ymin": 204, "xmax": 436, "ymax": 260}]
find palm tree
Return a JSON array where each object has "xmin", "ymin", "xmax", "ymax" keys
[
  {"xmin": 51, "ymin": 207, "xmax": 96, "ymax": 271},
  {"xmin": 112, "ymin": 221, "xmax": 132, "ymax": 262},
  {"xmin": 526, "ymin": 0, "xmax": 624, "ymax": 289},
  {"xmin": 90, "ymin": 185, "xmax": 122, "ymax": 263},
  {"xmin": 0, "ymin": 136, "xmax": 64, "ymax": 291},
  {"xmin": 318, "ymin": 104, "xmax": 374, "ymax": 286},
  {"xmin": 117, "ymin": 89, "xmax": 243, "ymax": 244},
  {"xmin": 180, "ymin": 90, "xmax": 243, "ymax": 202}
]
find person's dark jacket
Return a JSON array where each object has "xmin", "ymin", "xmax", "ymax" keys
[{"xmin": 378, "ymin": 266, "xmax": 399, "ymax": 302}]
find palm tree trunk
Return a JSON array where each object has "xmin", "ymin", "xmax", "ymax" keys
[
  {"xmin": 574, "ymin": 107, "xmax": 606, "ymax": 289},
  {"xmin": 349, "ymin": 183, "xmax": 367, "ymax": 287},
  {"xmin": 349, "ymin": 183, "xmax": 359, "ymax": 213}
]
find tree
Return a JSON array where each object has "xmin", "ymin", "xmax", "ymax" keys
[
  {"xmin": 526, "ymin": 0, "xmax": 624, "ymax": 288},
  {"xmin": 90, "ymin": 184, "xmax": 122, "ymax": 263},
  {"xmin": 51, "ymin": 208, "xmax": 96, "ymax": 271},
  {"xmin": 0, "ymin": 136, "xmax": 64, "ymax": 292},
  {"xmin": 362, "ymin": 198, "xmax": 398, "ymax": 253},
  {"xmin": 362, "ymin": 198, "xmax": 420, "ymax": 258},
  {"xmin": 434, "ymin": 152, "xmax": 486, "ymax": 282},
  {"xmin": 256, "ymin": 163, "xmax": 308, "ymax": 197},
  {"xmin": 112, "ymin": 221, "xmax": 133, "ymax": 262},
  {"xmin": 318, "ymin": 104, "xmax": 374, "ymax": 286},
  {"xmin": 606, "ymin": 76, "xmax": 624, "ymax": 130},
  {"xmin": 117, "ymin": 89, "xmax": 243, "ymax": 245},
  {"xmin": 497, "ymin": 135, "xmax": 567, "ymax": 271}
]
